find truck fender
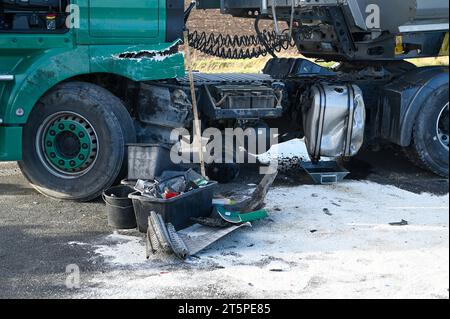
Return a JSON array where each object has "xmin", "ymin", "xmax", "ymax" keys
[
  {"xmin": 3, "ymin": 47, "xmax": 91, "ymax": 125},
  {"xmin": 381, "ymin": 66, "xmax": 449, "ymax": 146},
  {"xmin": 3, "ymin": 42, "xmax": 185, "ymax": 125}
]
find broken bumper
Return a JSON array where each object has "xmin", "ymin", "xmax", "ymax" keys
[{"xmin": 89, "ymin": 41, "xmax": 186, "ymax": 82}]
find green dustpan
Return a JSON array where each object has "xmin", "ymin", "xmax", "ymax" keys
[{"xmin": 214, "ymin": 205, "xmax": 269, "ymax": 224}]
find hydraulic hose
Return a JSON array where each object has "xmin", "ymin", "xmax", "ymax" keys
[{"xmin": 187, "ymin": 15, "xmax": 295, "ymax": 59}]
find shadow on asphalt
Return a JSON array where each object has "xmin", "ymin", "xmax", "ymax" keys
[
  {"xmin": 0, "ymin": 183, "xmax": 34, "ymax": 196},
  {"xmin": 345, "ymin": 147, "xmax": 449, "ymax": 196},
  {"xmin": 0, "ymin": 224, "xmax": 106, "ymax": 299},
  {"xmin": 225, "ymin": 147, "xmax": 449, "ymax": 197}
]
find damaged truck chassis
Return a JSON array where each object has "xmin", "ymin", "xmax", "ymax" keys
[{"xmin": 0, "ymin": 0, "xmax": 448, "ymax": 201}]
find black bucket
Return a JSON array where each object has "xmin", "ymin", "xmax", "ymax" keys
[{"xmin": 103, "ymin": 185, "xmax": 137, "ymax": 230}]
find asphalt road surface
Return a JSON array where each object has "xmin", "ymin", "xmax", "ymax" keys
[{"xmin": 0, "ymin": 148, "xmax": 448, "ymax": 299}]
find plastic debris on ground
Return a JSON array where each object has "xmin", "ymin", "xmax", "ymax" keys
[
  {"xmin": 134, "ymin": 168, "xmax": 208, "ymax": 200},
  {"xmin": 213, "ymin": 206, "xmax": 269, "ymax": 224},
  {"xmin": 145, "ymin": 211, "xmax": 251, "ymax": 260},
  {"xmin": 212, "ymin": 198, "xmax": 236, "ymax": 206},
  {"xmin": 144, "ymin": 171, "xmax": 278, "ymax": 260},
  {"xmin": 224, "ymin": 171, "xmax": 278, "ymax": 213}
]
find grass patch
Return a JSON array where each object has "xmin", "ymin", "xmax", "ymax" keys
[
  {"xmin": 191, "ymin": 54, "xmax": 449, "ymax": 73},
  {"xmin": 192, "ymin": 56, "xmax": 272, "ymax": 73},
  {"xmin": 407, "ymin": 56, "xmax": 449, "ymax": 67}
]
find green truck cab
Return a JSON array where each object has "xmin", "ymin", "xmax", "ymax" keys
[
  {"xmin": 0, "ymin": 0, "xmax": 185, "ymax": 200},
  {"xmin": 0, "ymin": 0, "xmax": 185, "ymax": 161}
]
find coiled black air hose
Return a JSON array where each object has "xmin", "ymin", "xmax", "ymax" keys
[{"xmin": 187, "ymin": 16, "xmax": 295, "ymax": 59}]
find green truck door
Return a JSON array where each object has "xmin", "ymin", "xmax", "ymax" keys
[{"xmin": 89, "ymin": 0, "xmax": 160, "ymax": 38}]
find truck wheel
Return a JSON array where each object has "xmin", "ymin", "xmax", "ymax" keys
[
  {"xmin": 19, "ymin": 82, "xmax": 135, "ymax": 201},
  {"xmin": 405, "ymin": 85, "xmax": 449, "ymax": 177},
  {"xmin": 55, "ymin": 82, "xmax": 136, "ymax": 182}
]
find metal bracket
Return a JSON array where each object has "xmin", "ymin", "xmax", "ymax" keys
[{"xmin": 302, "ymin": 161, "xmax": 350, "ymax": 185}]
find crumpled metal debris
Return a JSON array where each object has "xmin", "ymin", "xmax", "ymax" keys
[
  {"xmin": 146, "ymin": 211, "xmax": 250, "ymax": 260},
  {"xmin": 389, "ymin": 219, "xmax": 409, "ymax": 226},
  {"xmin": 224, "ymin": 171, "xmax": 278, "ymax": 213}
]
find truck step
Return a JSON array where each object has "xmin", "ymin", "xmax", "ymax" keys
[{"xmin": 302, "ymin": 161, "xmax": 350, "ymax": 185}]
